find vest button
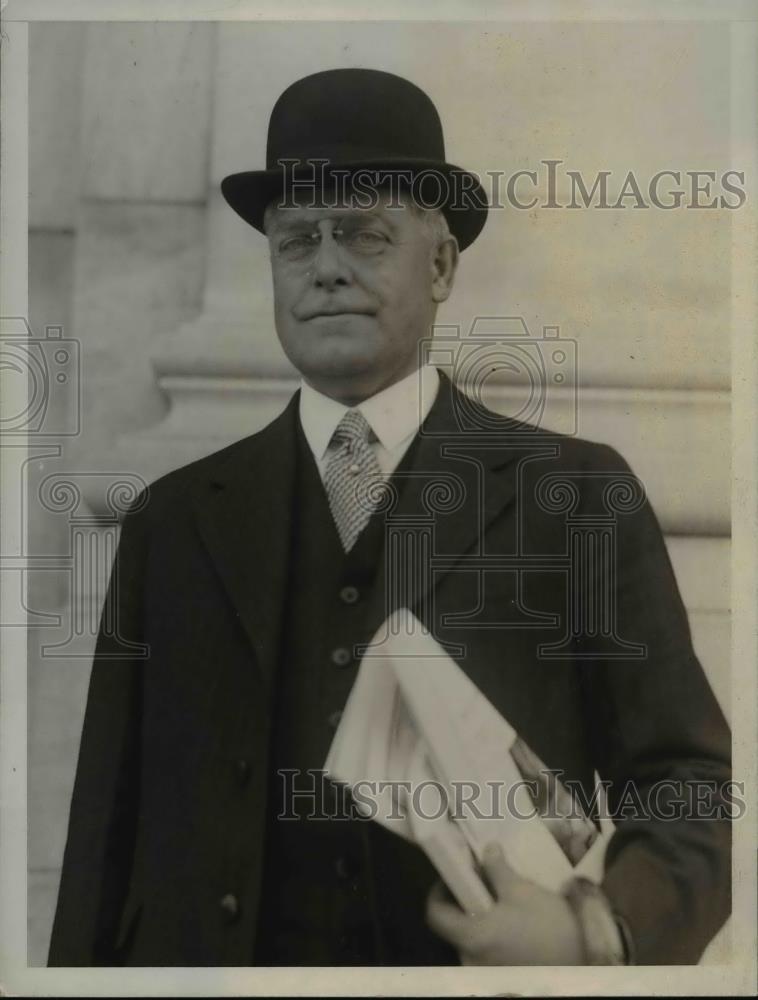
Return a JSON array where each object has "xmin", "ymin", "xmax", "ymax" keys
[
  {"xmin": 331, "ymin": 647, "xmax": 352, "ymax": 667},
  {"xmin": 234, "ymin": 758, "xmax": 250, "ymax": 785},
  {"xmin": 328, "ymin": 709, "xmax": 344, "ymax": 730},
  {"xmin": 219, "ymin": 893, "xmax": 240, "ymax": 923},
  {"xmin": 339, "ymin": 585, "xmax": 360, "ymax": 605}
]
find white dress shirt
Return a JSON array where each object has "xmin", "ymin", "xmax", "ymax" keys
[{"xmin": 298, "ymin": 365, "xmax": 440, "ymax": 481}]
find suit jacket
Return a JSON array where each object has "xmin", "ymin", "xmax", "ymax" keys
[{"xmin": 48, "ymin": 372, "xmax": 731, "ymax": 966}]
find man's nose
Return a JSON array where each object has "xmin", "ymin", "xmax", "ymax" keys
[{"xmin": 312, "ymin": 232, "xmax": 351, "ymax": 289}]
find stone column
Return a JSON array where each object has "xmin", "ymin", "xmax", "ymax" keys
[{"xmin": 70, "ymin": 22, "xmax": 217, "ymax": 508}]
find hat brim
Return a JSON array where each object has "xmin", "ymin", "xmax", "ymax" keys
[{"xmin": 220, "ymin": 158, "xmax": 488, "ymax": 251}]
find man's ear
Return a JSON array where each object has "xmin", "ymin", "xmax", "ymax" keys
[{"xmin": 431, "ymin": 236, "xmax": 459, "ymax": 304}]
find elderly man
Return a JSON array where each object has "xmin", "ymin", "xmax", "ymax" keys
[{"xmin": 49, "ymin": 69, "xmax": 730, "ymax": 968}]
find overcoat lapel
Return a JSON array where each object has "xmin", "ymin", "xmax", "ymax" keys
[
  {"xmin": 370, "ymin": 372, "xmax": 543, "ymax": 624},
  {"xmin": 190, "ymin": 390, "xmax": 300, "ymax": 696}
]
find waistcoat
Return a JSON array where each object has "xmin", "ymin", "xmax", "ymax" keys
[{"xmin": 252, "ymin": 417, "xmax": 456, "ymax": 966}]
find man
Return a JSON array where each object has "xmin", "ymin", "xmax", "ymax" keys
[{"xmin": 49, "ymin": 68, "xmax": 731, "ymax": 967}]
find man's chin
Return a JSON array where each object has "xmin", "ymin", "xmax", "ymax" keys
[
  {"xmin": 294, "ymin": 325, "xmax": 383, "ymax": 379},
  {"xmin": 296, "ymin": 348, "xmax": 397, "ymax": 401}
]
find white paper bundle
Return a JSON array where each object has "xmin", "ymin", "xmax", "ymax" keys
[{"xmin": 325, "ymin": 608, "xmax": 609, "ymax": 913}]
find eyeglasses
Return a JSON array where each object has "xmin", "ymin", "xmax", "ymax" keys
[{"xmin": 271, "ymin": 224, "xmax": 392, "ymax": 264}]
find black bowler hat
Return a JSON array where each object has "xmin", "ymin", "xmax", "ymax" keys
[{"xmin": 220, "ymin": 68, "xmax": 488, "ymax": 250}]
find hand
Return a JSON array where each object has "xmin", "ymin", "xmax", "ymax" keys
[{"xmin": 426, "ymin": 842, "xmax": 585, "ymax": 965}]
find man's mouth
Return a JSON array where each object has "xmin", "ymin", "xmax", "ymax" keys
[{"xmin": 299, "ymin": 306, "xmax": 376, "ymax": 320}]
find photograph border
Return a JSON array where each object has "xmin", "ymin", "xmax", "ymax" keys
[{"xmin": 1, "ymin": 1, "xmax": 756, "ymax": 995}]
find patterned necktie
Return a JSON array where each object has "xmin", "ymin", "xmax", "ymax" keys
[{"xmin": 324, "ymin": 409, "xmax": 384, "ymax": 552}]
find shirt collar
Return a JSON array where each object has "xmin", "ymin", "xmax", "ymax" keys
[{"xmin": 299, "ymin": 364, "xmax": 440, "ymax": 463}]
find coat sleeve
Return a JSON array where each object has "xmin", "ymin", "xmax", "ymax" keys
[
  {"xmin": 576, "ymin": 445, "xmax": 731, "ymax": 964},
  {"xmin": 48, "ymin": 491, "xmax": 149, "ymax": 966}
]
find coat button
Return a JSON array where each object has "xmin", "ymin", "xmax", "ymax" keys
[
  {"xmin": 339, "ymin": 585, "xmax": 360, "ymax": 605},
  {"xmin": 334, "ymin": 856, "xmax": 353, "ymax": 880},
  {"xmin": 219, "ymin": 893, "xmax": 240, "ymax": 923},
  {"xmin": 331, "ymin": 647, "xmax": 352, "ymax": 667},
  {"xmin": 234, "ymin": 759, "xmax": 250, "ymax": 786}
]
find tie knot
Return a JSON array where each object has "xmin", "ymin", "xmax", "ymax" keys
[{"xmin": 331, "ymin": 409, "xmax": 374, "ymax": 448}]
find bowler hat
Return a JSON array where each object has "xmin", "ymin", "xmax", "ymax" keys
[{"xmin": 221, "ymin": 68, "xmax": 488, "ymax": 250}]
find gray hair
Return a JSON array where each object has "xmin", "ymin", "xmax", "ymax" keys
[{"xmin": 408, "ymin": 204, "xmax": 453, "ymax": 248}]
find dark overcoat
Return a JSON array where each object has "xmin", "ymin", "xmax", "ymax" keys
[{"xmin": 48, "ymin": 373, "xmax": 731, "ymax": 966}]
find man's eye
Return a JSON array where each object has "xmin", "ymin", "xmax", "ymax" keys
[
  {"xmin": 345, "ymin": 229, "xmax": 390, "ymax": 253},
  {"xmin": 278, "ymin": 235, "xmax": 314, "ymax": 258}
]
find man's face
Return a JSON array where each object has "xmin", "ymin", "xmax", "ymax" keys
[{"xmin": 265, "ymin": 188, "xmax": 458, "ymax": 402}]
